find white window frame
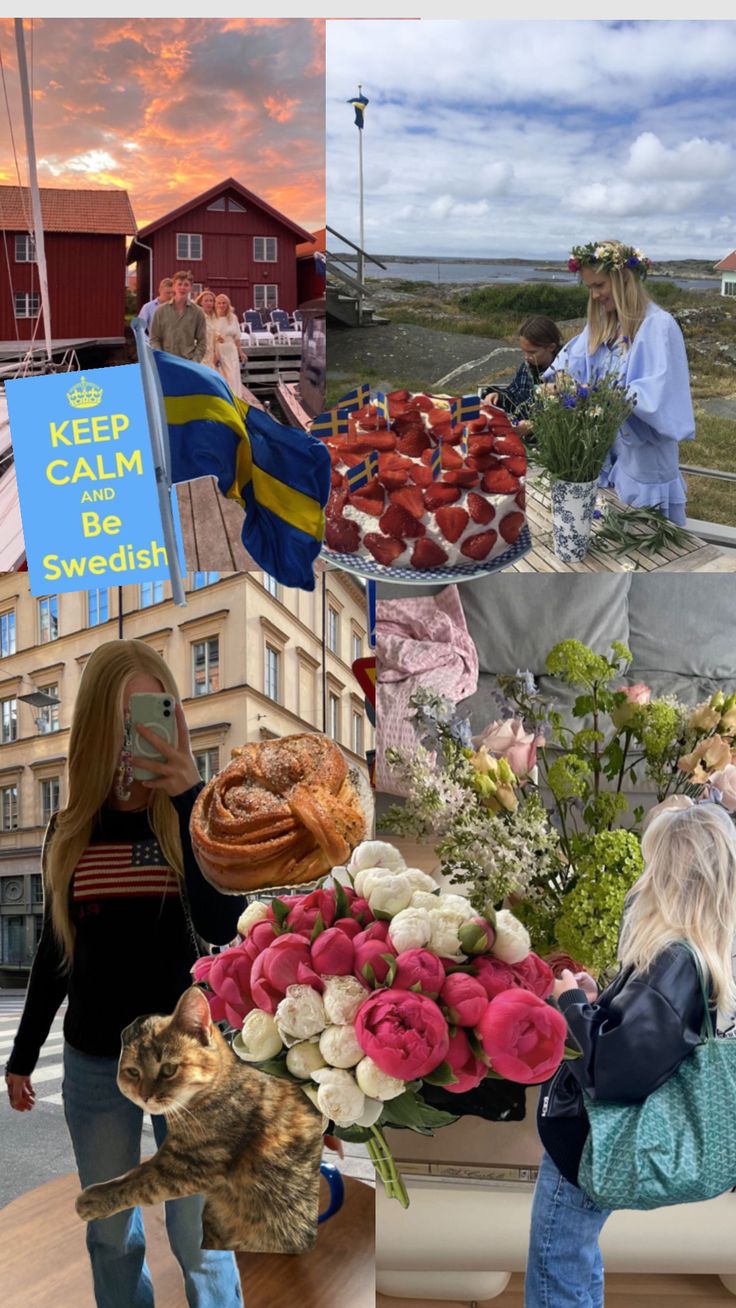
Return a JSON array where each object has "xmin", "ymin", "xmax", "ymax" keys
[
  {"xmin": 352, "ymin": 710, "xmax": 363, "ymax": 756},
  {"xmin": 0, "ymin": 784, "xmax": 18, "ymax": 831},
  {"xmin": 87, "ymin": 588, "xmax": 109, "ymax": 627},
  {"xmin": 176, "ymin": 233, "xmax": 202, "ymax": 261},
  {"xmin": 194, "ymin": 746, "xmax": 220, "ymax": 782},
  {"xmin": 254, "ymin": 236, "xmax": 278, "ymax": 263},
  {"xmin": 37, "ymin": 684, "xmax": 60, "ymax": 734},
  {"xmin": 15, "ymin": 233, "xmax": 36, "ymax": 262},
  {"xmin": 192, "ymin": 636, "xmax": 220, "ymax": 697},
  {"xmin": 328, "ymin": 692, "xmax": 340, "ymax": 741},
  {"xmin": 327, "ymin": 606, "xmax": 340, "ymax": 655},
  {"xmin": 254, "ymin": 284, "xmax": 278, "ymax": 311},
  {"xmin": 352, "ymin": 631, "xmax": 362, "ymax": 664},
  {"xmin": 1, "ymin": 697, "xmax": 17, "ymax": 745},
  {"xmin": 40, "ymin": 776, "xmax": 60, "ymax": 826},
  {"xmin": 263, "ymin": 574, "xmax": 280, "ymax": 600},
  {"xmin": 0, "ymin": 609, "xmax": 16, "ymax": 657},
  {"xmin": 264, "ymin": 643, "xmax": 280, "ymax": 703},
  {"xmin": 15, "ymin": 292, "xmax": 39, "ymax": 318},
  {"xmin": 38, "ymin": 595, "xmax": 58, "ymax": 643},
  {"xmin": 191, "ymin": 572, "xmax": 220, "ymax": 590},
  {"xmin": 140, "ymin": 580, "xmax": 165, "ymax": 608}
]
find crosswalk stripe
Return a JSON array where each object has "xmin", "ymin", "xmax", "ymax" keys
[
  {"xmin": 39, "ymin": 1092, "xmax": 63, "ymax": 1106},
  {"xmin": 23, "ymin": 1063, "xmax": 62, "ymax": 1085}
]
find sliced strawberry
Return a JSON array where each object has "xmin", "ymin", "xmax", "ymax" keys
[
  {"xmin": 443, "ymin": 468, "xmax": 480, "ymax": 487},
  {"xmin": 413, "ymin": 394, "xmax": 434, "ymax": 413},
  {"xmin": 410, "ymin": 462, "xmax": 435, "ymax": 487},
  {"xmin": 435, "ymin": 506, "xmax": 469, "ymax": 544},
  {"xmin": 411, "ymin": 538, "xmax": 448, "ymax": 569},
  {"xmin": 461, "ymin": 530, "xmax": 498, "ymax": 561},
  {"xmin": 424, "ymin": 483, "xmax": 461, "ymax": 511},
  {"xmin": 380, "ymin": 503, "xmax": 426, "ymax": 539},
  {"xmin": 330, "ymin": 468, "xmax": 345, "ymax": 489},
  {"xmin": 349, "ymin": 491, "xmax": 385, "ymax": 517},
  {"xmin": 467, "ymin": 492, "xmax": 495, "ymax": 525},
  {"xmin": 482, "ymin": 469, "xmax": 522, "ymax": 495},
  {"xmin": 499, "ymin": 511, "xmax": 525, "ymax": 545},
  {"xmin": 377, "ymin": 452, "xmax": 412, "ymax": 490},
  {"xmin": 325, "ymin": 516, "xmax": 361, "ymax": 553},
  {"xmin": 428, "ymin": 407, "xmax": 453, "ymax": 430},
  {"xmin": 396, "ymin": 429, "xmax": 432, "ymax": 458},
  {"xmin": 421, "ymin": 444, "xmax": 463, "ymax": 470},
  {"xmin": 364, "ymin": 533, "xmax": 405, "ymax": 566},
  {"xmin": 468, "ymin": 453, "xmax": 502, "ymax": 473},
  {"xmin": 515, "ymin": 489, "xmax": 526, "ymax": 509},
  {"xmin": 352, "ymin": 430, "xmax": 396, "ymax": 453},
  {"xmin": 504, "ymin": 455, "xmax": 527, "ymax": 477},
  {"xmin": 469, "ymin": 416, "xmax": 491, "ymax": 433},
  {"xmin": 469, "ymin": 434, "xmax": 495, "ymax": 456},
  {"xmin": 326, "ymin": 483, "xmax": 348, "ymax": 519},
  {"xmin": 493, "ymin": 434, "xmax": 526, "ymax": 456},
  {"xmin": 393, "ymin": 411, "xmax": 424, "ymax": 436},
  {"xmin": 389, "ymin": 486, "xmax": 426, "ymax": 520},
  {"xmin": 441, "ymin": 428, "xmax": 465, "ymax": 447}
]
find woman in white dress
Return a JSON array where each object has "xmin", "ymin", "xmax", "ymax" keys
[
  {"xmin": 214, "ymin": 294, "xmax": 246, "ymax": 398},
  {"xmin": 194, "ymin": 289, "xmax": 218, "ymax": 372}
]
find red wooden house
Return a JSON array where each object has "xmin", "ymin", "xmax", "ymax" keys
[
  {"xmin": 127, "ymin": 178, "xmax": 312, "ymax": 318},
  {"xmin": 0, "ymin": 186, "xmax": 136, "ymax": 343}
]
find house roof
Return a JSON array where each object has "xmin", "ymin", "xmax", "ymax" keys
[
  {"xmin": 128, "ymin": 178, "xmax": 312, "ymax": 262},
  {"xmin": 296, "ymin": 227, "xmax": 326, "ymax": 259},
  {"xmin": 0, "ymin": 185, "xmax": 136, "ymax": 234},
  {"xmin": 715, "ymin": 250, "xmax": 736, "ymax": 272}
]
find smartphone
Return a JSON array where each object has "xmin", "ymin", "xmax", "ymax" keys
[{"xmin": 129, "ymin": 693, "xmax": 178, "ymax": 781}]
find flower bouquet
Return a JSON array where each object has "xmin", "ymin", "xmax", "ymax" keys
[
  {"xmin": 528, "ymin": 371, "xmax": 635, "ymax": 561},
  {"xmin": 191, "ymin": 840, "xmax": 568, "ymax": 1206}
]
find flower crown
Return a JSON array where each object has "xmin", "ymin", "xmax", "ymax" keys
[{"xmin": 568, "ymin": 241, "xmax": 652, "ymax": 279}]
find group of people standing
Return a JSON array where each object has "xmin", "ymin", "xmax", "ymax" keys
[{"xmin": 140, "ymin": 270, "xmax": 246, "ymax": 399}]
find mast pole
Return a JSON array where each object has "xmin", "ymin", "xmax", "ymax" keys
[
  {"xmin": 14, "ymin": 18, "xmax": 53, "ymax": 364},
  {"xmin": 357, "ymin": 83, "xmax": 365, "ymax": 325}
]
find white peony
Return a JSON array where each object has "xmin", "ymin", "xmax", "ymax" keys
[
  {"xmin": 368, "ymin": 873, "xmax": 414, "ymax": 917},
  {"xmin": 285, "ymin": 1039, "xmax": 326, "ymax": 1080},
  {"xmin": 353, "ymin": 865, "xmax": 395, "ymax": 900},
  {"xmin": 401, "ymin": 867, "xmax": 439, "ymax": 895},
  {"xmin": 411, "ymin": 890, "xmax": 442, "ymax": 913},
  {"xmin": 319, "ymin": 1023, "xmax": 364, "ymax": 1069},
  {"xmin": 387, "ymin": 906, "xmax": 433, "ymax": 953},
  {"xmin": 348, "ymin": 841, "xmax": 406, "ymax": 876},
  {"xmin": 275, "ymin": 984, "xmax": 327, "ymax": 1045},
  {"xmin": 232, "ymin": 1011, "xmax": 283, "ymax": 1062},
  {"xmin": 354, "ymin": 1095, "xmax": 385, "ymax": 1128},
  {"xmin": 491, "ymin": 910, "xmax": 531, "ymax": 964},
  {"xmin": 236, "ymin": 901, "xmax": 271, "ymax": 937},
  {"xmin": 434, "ymin": 893, "xmax": 474, "ymax": 919},
  {"xmin": 322, "ymin": 975, "xmax": 368, "ymax": 1025},
  {"xmin": 355, "ymin": 1055, "xmax": 405, "ymax": 1102},
  {"xmin": 310, "ymin": 1067, "xmax": 366, "ymax": 1127},
  {"xmin": 428, "ymin": 906, "xmax": 470, "ymax": 960}
]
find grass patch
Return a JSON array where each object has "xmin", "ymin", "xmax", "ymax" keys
[{"xmin": 685, "ymin": 411, "xmax": 736, "ymax": 526}]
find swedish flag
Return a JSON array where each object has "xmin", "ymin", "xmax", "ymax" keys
[
  {"xmin": 348, "ymin": 91, "xmax": 369, "ymax": 130},
  {"xmin": 310, "ymin": 407, "xmax": 350, "ymax": 439},
  {"xmin": 152, "ymin": 351, "xmax": 330, "ymax": 592},
  {"xmin": 346, "ymin": 451, "xmax": 379, "ymax": 491},
  {"xmin": 449, "ymin": 395, "xmax": 481, "ymax": 426},
  {"xmin": 335, "ymin": 382, "xmax": 371, "ymax": 412},
  {"xmin": 430, "ymin": 444, "xmax": 442, "ymax": 481},
  {"xmin": 460, "ymin": 427, "xmax": 469, "ymax": 459},
  {"xmin": 373, "ymin": 391, "xmax": 391, "ymax": 424}
]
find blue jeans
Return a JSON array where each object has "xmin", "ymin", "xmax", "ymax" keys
[
  {"xmin": 525, "ymin": 1151, "xmax": 612, "ymax": 1308},
  {"xmin": 62, "ymin": 1044, "xmax": 243, "ymax": 1308}
]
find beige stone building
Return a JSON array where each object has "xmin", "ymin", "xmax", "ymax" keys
[{"xmin": 0, "ymin": 567, "xmax": 373, "ymax": 983}]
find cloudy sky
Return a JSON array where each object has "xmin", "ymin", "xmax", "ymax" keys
[
  {"xmin": 327, "ymin": 19, "xmax": 736, "ymax": 261},
  {"xmin": 0, "ymin": 18, "xmax": 324, "ymax": 231}
]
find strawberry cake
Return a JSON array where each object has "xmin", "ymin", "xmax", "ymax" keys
[{"xmin": 320, "ymin": 390, "xmax": 529, "ymax": 575}]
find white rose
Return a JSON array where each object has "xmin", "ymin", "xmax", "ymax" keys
[
  {"xmin": 232, "ymin": 1010, "xmax": 283, "ymax": 1062},
  {"xmin": 353, "ymin": 865, "xmax": 395, "ymax": 899},
  {"xmin": 236, "ymin": 901, "xmax": 270, "ymax": 937},
  {"xmin": 319, "ymin": 1023, "xmax": 364, "ymax": 1069},
  {"xmin": 355, "ymin": 1055, "xmax": 405, "ymax": 1101},
  {"xmin": 310, "ymin": 1067, "xmax": 366, "ymax": 1127},
  {"xmin": 322, "ymin": 975, "xmax": 368, "ymax": 1025},
  {"xmin": 491, "ymin": 910, "xmax": 531, "ymax": 964},
  {"xmin": 348, "ymin": 840, "xmax": 406, "ymax": 875},
  {"xmin": 434, "ymin": 893, "xmax": 474, "ymax": 920},
  {"xmin": 368, "ymin": 873, "xmax": 414, "ymax": 917},
  {"xmin": 354, "ymin": 1095, "xmax": 385, "ymax": 1127},
  {"xmin": 387, "ymin": 906, "xmax": 432, "ymax": 953},
  {"xmin": 428, "ymin": 907, "xmax": 469, "ymax": 960},
  {"xmin": 275, "ymin": 984, "xmax": 327, "ymax": 1045},
  {"xmin": 285, "ymin": 1039, "xmax": 326, "ymax": 1079},
  {"xmin": 411, "ymin": 890, "xmax": 441, "ymax": 912},
  {"xmin": 401, "ymin": 867, "xmax": 439, "ymax": 894}
]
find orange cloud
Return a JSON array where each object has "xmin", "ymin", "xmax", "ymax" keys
[{"xmin": 263, "ymin": 95, "xmax": 301, "ymax": 123}]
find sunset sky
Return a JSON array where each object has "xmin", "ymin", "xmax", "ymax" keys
[{"xmin": 0, "ymin": 18, "xmax": 324, "ymax": 232}]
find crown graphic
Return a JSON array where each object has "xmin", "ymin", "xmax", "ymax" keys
[{"xmin": 67, "ymin": 376, "xmax": 103, "ymax": 410}]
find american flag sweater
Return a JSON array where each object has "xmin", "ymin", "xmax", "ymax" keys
[{"xmin": 7, "ymin": 787, "xmax": 244, "ymax": 1076}]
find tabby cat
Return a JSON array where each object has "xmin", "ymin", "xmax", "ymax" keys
[{"xmin": 75, "ymin": 985, "xmax": 325, "ymax": 1253}]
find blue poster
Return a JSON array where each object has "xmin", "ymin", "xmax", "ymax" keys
[{"xmin": 6, "ymin": 364, "xmax": 184, "ymax": 595}]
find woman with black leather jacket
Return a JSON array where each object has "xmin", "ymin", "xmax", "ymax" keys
[{"xmin": 525, "ymin": 801, "xmax": 736, "ymax": 1308}]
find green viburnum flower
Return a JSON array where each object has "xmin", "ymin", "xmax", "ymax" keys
[
  {"xmin": 555, "ymin": 829, "xmax": 643, "ymax": 973},
  {"xmin": 571, "ymin": 728, "xmax": 606, "ymax": 755},
  {"xmin": 584, "ymin": 792, "xmax": 629, "ymax": 833},
  {"xmin": 545, "ymin": 639, "xmax": 631, "ymax": 690},
  {"xmin": 547, "ymin": 753, "xmax": 591, "ymax": 801},
  {"xmin": 631, "ymin": 701, "xmax": 681, "ymax": 760}
]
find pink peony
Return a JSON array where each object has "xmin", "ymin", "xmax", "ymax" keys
[
  {"xmin": 285, "ymin": 888, "xmax": 337, "ymax": 938},
  {"xmin": 354, "ymin": 921, "xmax": 390, "ymax": 945},
  {"xmin": 192, "ymin": 943, "xmax": 256, "ymax": 1030},
  {"xmin": 440, "ymin": 973, "xmax": 489, "ymax": 1027},
  {"xmin": 444, "ymin": 1028, "xmax": 488, "ymax": 1094},
  {"xmin": 332, "ymin": 916, "xmax": 363, "ymax": 940},
  {"xmin": 354, "ymin": 936, "xmax": 397, "ymax": 986},
  {"xmin": 474, "ymin": 718, "xmax": 543, "ymax": 778},
  {"xmin": 248, "ymin": 920, "xmax": 279, "ymax": 951},
  {"xmin": 478, "ymin": 990, "xmax": 567, "ymax": 1085},
  {"xmin": 393, "ymin": 948, "xmax": 446, "ymax": 998},
  {"xmin": 458, "ymin": 917, "xmax": 496, "ymax": 956},
  {"xmin": 472, "ymin": 955, "xmax": 517, "ymax": 1000},
  {"xmin": 350, "ymin": 896, "xmax": 374, "ymax": 926},
  {"xmin": 709, "ymin": 764, "xmax": 736, "ymax": 813},
  {"xmin": 311, "ymin": 927, "xmax": 355, "ymax": 976},
  {"xmin": 249, "ymin": 935, "xmax": 312, "ymax": 1013},
  {"xmin": 511, "ymin": 952, "xmax": 555, "ymax": 1000},
  {"xmin": 355, "ymin": 990, "xmax": 450, "ymax": 1081}
]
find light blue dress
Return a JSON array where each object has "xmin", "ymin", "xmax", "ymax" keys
[{"xmin": 548, "ymin": 303, "xmax": 695, "ymax": 526}]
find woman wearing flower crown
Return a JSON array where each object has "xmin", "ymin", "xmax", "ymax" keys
[
  {"xmin": 4, "ymin": 641, "xmax": 245, "ymax": 1308},
  {"xmin": 551, "ymin": 239, "xmax": 694, "ymax": 525}
]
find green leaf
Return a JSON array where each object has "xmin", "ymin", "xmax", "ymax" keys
[
  {"xmin": 422, "ymin": 1060, "xmax": 459, "ymax": 1087},
  {"xmin": 254, "ymin": 1055, "xmax": 294, "ymax": 1080},
  {"xmin": 467, "ymin": 1031, "xmax": 485, "ymax": 1061},
  {"xmin": 309, "ymin": 911, "xmax": 325, "ymax": 944},
  {"xmin": 381, "ymin": 953, "xmax": 398, "ymax": 986},
  {"xmin": 409, "ymin": 981, "xmax": 423, "ymax": 992},
  {"xmin": 334, "ymin": 881, "xmax": 349, "ymax": 920},
  {"xmin": 270, "ymin": 898, "xmax": 290, "ymax": 926},
  {"xmin": 362, "ymin": 962, "xmax": 377, "ymax": 986},
  {"xmin": 333, "ymin": 1124, "xmax": 373, "ymax": 1144},
  {"xmin": 371, "ymin": 908, "xmax": 393, "ymax": 922},
  {"xmin": 380, "ymin": 1089, "xmax": 459, "ymax": 1135}
]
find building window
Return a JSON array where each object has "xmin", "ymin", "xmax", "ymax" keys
[
  {"xmin": 176, "ymin": 233, "xmax": 202, "ymax": 261},
  {"xmin": 264, "ymin": 644, "xmax": 280, "ymax": 702},
  {"xmin": 191, "ymin": 572, "xmax": 220, "ymax": 590},
  {"xmin": 328, "ymin": 692, "xmax": 340, "ymax": 741},
  {"xmin": 194, "ymin": 746, "xmax": 220, "ymax": 783},
  {"xmin": 14, "ymin": 292, "xmax": 39, "ymax": 318},
  {"xmin": 254, "ymin": 284, "xmax": 278, "ymax": 311},
  {"xmin": 0, "ymin": 610, "xmax": 16, "ymax": 657},
  {"xmin": 207, "ymin": 197, "xmax": 226, "ymax": 211},
  {"xmin": 15, "ymin": 233, "xmax": 36, "ymax": 262},
  {"xmin": 3, "ymin": 917, "xmax": 24, "ymax": 967},
  {"xmin": 352, "ymin": 710, "xmax": 363, "ymax": 756},
  {"xmin": 1, "ymin": 698, "xmax": 17, "ymax": 744},
  {"xmin": 192, "ymin": 637, "xmax": 220, "ymax": 696},
  {"xmin": 190, "ymin": 282, "xmax": 203, "ymax": 296},
  {"xmin": 724, "ymin": 280, "xmax": 736, "ymax": 298},
  {"xmin": 327, "ymin": 606, "xmax": 340, "ymax": 655},
  {"xmin": 263, "ymin": 574, "xmax": 280, "ymax": 600},
  {"xmin": 0, "ymin": 784, "xmax": 18, "ymax": 831},
  {"xmin": 31, "ymin": 873, "xmax": 43, "ymax": 903},
  {"xmin": 254, "ymin": 236, "xmax": 278, "ymax": 262},
  {"xmin": 352, "ymin": 631, "xmax": 362, "ymax": 664},
  {"xmin": 140, "ymin": 580, "xmax": 165, "ymax": 608},
  {"xmin": 40, "ymin": 777, "xmax": 60, "ymax": 825},
  {"xmin": 88, "ymin": 588, "xmax": 109, "ymax": 627},
  {"xmin": 36, "ymin": 684, "xmax": 60, "ymax": 734},
  {"xmin": 38, "ymin": 596, "xmax": 58, "ymax": 643}
]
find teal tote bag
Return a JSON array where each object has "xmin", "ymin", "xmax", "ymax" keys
[{"xmin": 577, "ymin": 946, "xmax": 736, "ymax": 1211}]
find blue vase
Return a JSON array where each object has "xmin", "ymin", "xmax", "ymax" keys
[{"xmin": 550, "ymin": 478, "xmax": 598, "ymax": 562}]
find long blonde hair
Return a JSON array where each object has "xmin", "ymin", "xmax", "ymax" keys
[
  {"xmin": 195, "ymin": 288, "xmax": 216, "ymax": 317},
  {"xmin": 618, "ymin": 804, "xmax": 736, "ymax": 1014},
  {"xmin": 586, "ymin": 238, "xmax": 652, "ymax": 354},
  {"xmin": 46, "ymin": 641, "xmax": 185, "ymax": 967}
]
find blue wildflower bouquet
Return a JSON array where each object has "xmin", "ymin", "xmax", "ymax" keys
[{"xmin": 530, "ymin": 371, "xmax": 635, "ymax": 484}]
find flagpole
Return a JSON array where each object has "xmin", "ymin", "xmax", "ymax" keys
[
  {"xmin": 131, "ymin": 318, "xmax": 186, "ymax": 607},
  {"xmin": 357, "ymin": 83, "xmax": 365, "ymax": 326},
  {"xmin": 14, "ymin": 19, "xmax": 53, "ymax": 365}
]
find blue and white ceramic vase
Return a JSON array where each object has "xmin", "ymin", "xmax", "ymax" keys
[{"xmin": 550, "ymin": 478, "xmax": 598, "ymax": 562}]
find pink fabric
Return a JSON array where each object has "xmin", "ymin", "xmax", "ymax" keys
[{"xmin": 376, "ymin": 585, "xmax": 479, "ymax": 795}]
